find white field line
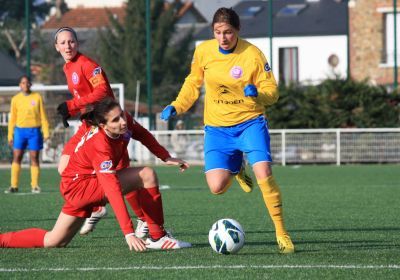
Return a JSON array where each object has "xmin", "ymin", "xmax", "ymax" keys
[{"xmin": 0, "ymin": 265, "xmax": 399, "ymax": 272}]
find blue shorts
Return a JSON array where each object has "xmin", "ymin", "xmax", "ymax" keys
[
  {"xmin": 204, "ymin": 115, "xmax": 272, "ymax": 173},
  {"xmin": 13, "ymin": 127, "xmax": 43, "ymax": 151}
]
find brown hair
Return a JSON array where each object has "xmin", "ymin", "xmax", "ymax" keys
[
  {"xmin": 81, "ymin": 98, "xmax": 120, "ymax": 126},
  {"xmin": 212, "ymin": 7, "xmax": 240, "ymax": 30}
]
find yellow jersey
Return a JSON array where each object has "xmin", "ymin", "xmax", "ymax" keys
[
  {"xmin": 8, "ymin": 92, "xmax": 49, "ymax": 141},
  {"xmin": 171, "ymin": 38, "xmax": 278, "ymax": 126}
]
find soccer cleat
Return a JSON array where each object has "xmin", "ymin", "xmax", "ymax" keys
[
  {"xmin": 145, "ymin": 233, "xmax": 192, "ymax": 250},
  {"xmin": 31, "ymin": 186, "xmax": 41, "ymax": 194},
  {"xmin": 79, "ymin": 206, "xmax": 107, "ymax": 235},
  {"xmin": 4, "ymin": 187, "xmax": 18, "ymax": 194},
  {"xmin": 135, "ymin": 219, "xmax": 149, "ymax": 239},
  {"xmin": 276, "ymin": 234, "xmax": 295, "ymax": 254},
  {"xmin": 235, "ymin": 162, "xmax": 254, "ymax": 193}
]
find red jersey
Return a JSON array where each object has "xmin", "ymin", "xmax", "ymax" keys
[
  {"xmin": 61, "ymin": 124, "xmax": 134, "ymax": 235},
  {"xmin": 63, "ymin": 53, "xmax": 115, "ymax": 116},
  {"xmin": 62, "ymin": 112, "xmax": 171, "ymax": 165}
]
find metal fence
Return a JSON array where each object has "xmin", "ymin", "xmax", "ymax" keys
[
  {"xmin": 137, "ymin": 128, "xmax": 400, "ymax": 166},
  {"xmin": 1, "ymin": 126, "xmax": 399, "ymax": 165}
]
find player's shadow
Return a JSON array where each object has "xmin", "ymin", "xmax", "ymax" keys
[
  {"xmin": 288, "ymin": 226, "xmax": 400, "ymax": 233},
  {"xmin": 244, "ymin": 226, "xmax": 400, "ymax": 235}
]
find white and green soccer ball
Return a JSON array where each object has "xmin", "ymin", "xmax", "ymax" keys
[{"xmin": 208, "ymin": 218, "xmax": 245, "ymax": 254}]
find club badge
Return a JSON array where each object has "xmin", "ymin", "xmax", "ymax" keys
[{"xmin": 230, "ymin": 66, "xmax": 243, "ymax": 79}]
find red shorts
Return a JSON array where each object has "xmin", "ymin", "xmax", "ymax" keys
[{"xmin": 61, "ymin": 176, "xmax": 107, "ymax": 218}]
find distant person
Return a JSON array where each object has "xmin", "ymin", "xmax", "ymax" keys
[
  {"xmin": 161, "ymin": 7, "xmax": 294, "ymax": 253},
  {"xmin": 6, "ymin": 75, "xmax": 49, "ymax": 194},
  {"xmin": 170, "ymin": 120, "xmax": 188, "ymax": 158},
  {"xmin": 0, "ymin": 98, "xmax": 191, "ymax": 250}
]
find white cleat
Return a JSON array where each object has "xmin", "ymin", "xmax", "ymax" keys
[
  {"xmin": 31, "ymin": 186, "xmax": 41, "ymax": 194},
  {"xmin": 145, "ymin": 233, "xmax": 192, "ymax": 250},
  {"xmin": 79, "ymin": 206, "xmax": 107, "ymax": 235},
  {"xmin": 135, "ymin": 219, "xmax": 149, "ymax": 239}
]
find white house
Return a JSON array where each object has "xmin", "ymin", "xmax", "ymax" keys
[{"xmin": 195, "ymin": 0, "xmax": 349, "ymax": 85}]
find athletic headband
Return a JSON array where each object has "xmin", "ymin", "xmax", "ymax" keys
[{"xmin": 54, "ymin": 27, "xmax": 78, "ymax": 43}]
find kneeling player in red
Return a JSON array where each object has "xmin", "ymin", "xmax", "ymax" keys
[{"xmin": 0, "ymin": 98, "xmax": 191, "ymax": 251}]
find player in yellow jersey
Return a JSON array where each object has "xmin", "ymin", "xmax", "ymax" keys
[
  {"xmin": 6, "ymin": 76, "xmax": 49, "ymax": 194},
  {"xmin": 161, "ymin": 7, "xmax": 294, "ymax": 254}
]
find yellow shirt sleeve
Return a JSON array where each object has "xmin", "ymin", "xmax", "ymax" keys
[
  {"xmin": 38, "ymin": 95, "xmax": 49, "ymax": 139},
  {"xmin": 252, "ymin": 50, "xmax": 279, "ymax": 106},
  {"xmin": 7, "ymin": 95, "xmax": 17, "ymax": 142},
  {"xmin": 171, "ymin": 47, "xmax": 204, "ymax": 114}
]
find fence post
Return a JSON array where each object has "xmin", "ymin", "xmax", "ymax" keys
[
  {"xmin": 336, "ymin": 129, "xmax": 341, "ymax": 166},
  {"xmin": 282, "ymin": 130, "xmax": 286, "ymax": 166}
]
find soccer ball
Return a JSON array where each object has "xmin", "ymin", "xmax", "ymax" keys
[{"xmin": 208, "ymin": 218, "xmax": 245, "ymax": 254}]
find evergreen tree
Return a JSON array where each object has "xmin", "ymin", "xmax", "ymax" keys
[{"xmin": 97, "ymin": 0, "xmax": 193, "ymax": 105}]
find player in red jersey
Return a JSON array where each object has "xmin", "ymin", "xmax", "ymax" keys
[
  {"xmin": 0, "ymin": 99, "xmax": 191, "ymax": 250},
  {"xmin": 53, "ymin": 27, "xmax": 165, "ymax": 237}
]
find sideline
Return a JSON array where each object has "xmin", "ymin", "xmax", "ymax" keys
[{"xmin": 0, "ymin": 264, "xmax": 399, "ymax": 272}]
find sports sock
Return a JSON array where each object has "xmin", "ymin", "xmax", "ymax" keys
[
  {"xmin": 138, "ymin": 187, "xmax": 165, "ymax": 240},
  {"xmin": 125, "ymin": 190, "xmax": 145, "ymax": 220},
  {"xmin": 0, "ymin": 228, "xmax": 47, "ymax": 248},
  {"xmin": 258, "ymin": 176, "xmax": 287, "ymax": 236},
  {"xmin": 31, "ymin": 165, "xmax": 40, "ymax": 188},
  {"xmin": 11, "ymin": 162, "xmax": 21, "ymax": 188}
]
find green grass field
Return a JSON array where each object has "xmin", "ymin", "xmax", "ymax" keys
[{"xmin": 0, "ymin": 165, "xmax": 399, "ymax": 279}]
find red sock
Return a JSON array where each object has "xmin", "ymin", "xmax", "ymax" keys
[
  {"xmin": 0, "ymin": 228, "xmax": 47, "ymax": 248},
  {"xmin": 125, "ymin": 190, "xmax": 145, "ymax": 220},
  {"xmin": 138, "ymin": 187, "xmax": 165, "ymax": 240}
]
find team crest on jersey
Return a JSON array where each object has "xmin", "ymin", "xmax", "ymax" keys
[
  {"xmin": 31, "ymin": 100, "xmax": 36, "ymax": 106},
  {"xmin": 100, "ymin": 160, "xmax": 113, "ymax": 172},
  {"xmin": 264, "ymin": 62, "xmax": 271, "ymax": 72},
  {"xmin": 92, "ymin": 67, "xmax": 102, "ymax": 76},
  {"xmin": 230, "ymin": 66, "xmax": 243, "ymax": 79},
  {"xmin": 72, "ymin": 72, "xmax": 79, "ymax": 84}
]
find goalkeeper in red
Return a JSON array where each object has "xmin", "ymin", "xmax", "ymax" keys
[
  {"xmin": 161, "ymin": 7, "xmax": 294, "ymax": 253},
  {"xmin": 0, "ymin": 99, "xmax": 191, "ymax": 250}
]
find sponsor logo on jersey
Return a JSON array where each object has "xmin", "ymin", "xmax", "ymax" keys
[
  {"xmin": 89, "ymin": 74, "xmax": 106, "ymax": 87},
  {"xmin": 264, "ymin": 62, "xmax": 271, "ymax": 72},
  {"xmin": 100, "ymin": 160, "xmax": 113, "ymax": 173},
  {"xmin": 72, "ymin": 72, "xmax": 79, "ymax": 84},
  {"xmin": 217, "ymin": 85, "xmax": 230, "ymax": 95},
  {"xmin": 230, "ymin": 66, "xmax": 243, "ymax": 79},
  {"xmin": 92, "ymin": 67, "xmax": 102, "ymax": 76},
  {"xmin": 213, "ymin": 99, "xmax": 244, "ymax": 105}
]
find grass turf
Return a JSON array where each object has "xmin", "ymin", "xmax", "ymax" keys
[{"xmin": 0, "ymin": 164, "xmax": 399, "ymax": 279}]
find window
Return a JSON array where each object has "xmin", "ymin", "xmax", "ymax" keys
[
  {"xmin": 277, "ymin": 4, "xmax": 307, "ymax": 17},
  {"xmin": 382, "ymin": 12, "xmax": 400, "ymax": 65},
  {"xmin": 240, "ymin": 6, "xmax": 263, "ymax": 18},
  {"xmin": 279, "ymin": 47, "xmax": 299, "ymax": 86}
]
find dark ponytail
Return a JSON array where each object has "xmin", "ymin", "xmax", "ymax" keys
[{"xmin": 80, "ymin": 98, "xmax": 120, "ymax": 126}]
